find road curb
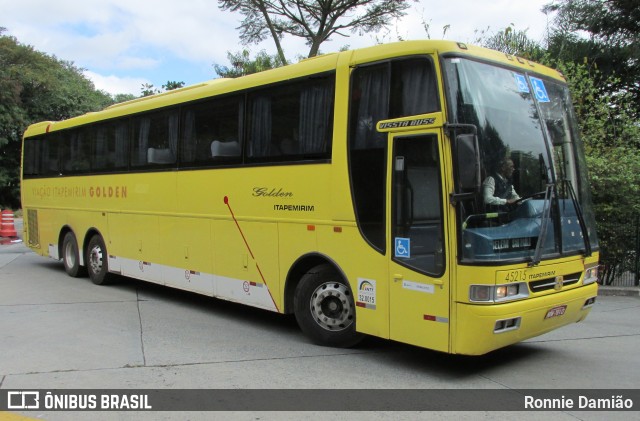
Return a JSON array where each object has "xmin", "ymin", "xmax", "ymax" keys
[{"xmin": 597, "ymin": 285, "xmax": 640, "ymax": 297}]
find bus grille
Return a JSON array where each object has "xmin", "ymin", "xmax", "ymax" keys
[
  {"xmin": 529, "ymin": 272, "xmax": 582, "ymax": 293},
  {"xmin": 27, "ymin": 209, "xmax": 39, "ymax": 247}
]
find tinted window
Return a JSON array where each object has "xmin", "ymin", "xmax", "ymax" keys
[
  {"xmin": 247, "ymin": 76, "xmax": 334, "ymax": 161},
  {"xmin": 348, "ymin": 57, "xmax": 439, "ymax": 253},
  {"xmin": 61, "ymin": 129, "xmax": 91, "ymax": 173},
  {"xmin": 132, "ymin": 110, "xmax": 179, "ymax": 167},
  {"xmin": 181, "ymin": 96, "xmax": 242, "ymax": 166},
  {"xmin": 40, "ymin": 135, "xmax": 60, "ymax": 176},
  {"xmin": 92, "ymin": 120, "xmax": 129, "ymax": 171},
  {"xmin": 22, "ymin": 137, "xmax": 39, "ymax": 177}
]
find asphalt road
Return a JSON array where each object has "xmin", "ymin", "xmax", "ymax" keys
[{"xmin": 1, "ymin": 225, "xmax": 639, "ymax": 420}]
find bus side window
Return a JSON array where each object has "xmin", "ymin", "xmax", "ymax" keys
[
  {"xmin": 390, "ymin": 58, "xmax": 440, "ymax": 117},
  {"xmin": 247, "ymin": 91, "xmax": 296, "ymax": 159},
  {"xmin": 247, "ymin": 75, "xmax": 334, "ymax": 162},
  {"xmin": 132, "ymin": 110, "xmax": 178, "ymax": 167},
  {"xmin": 90, "ymin": 121, "xmax": 129, "ymax": 172},
  {"xmin": 348, "ymin": 63, "xmax": 390, "ymax": 253},
  {"xmin": 348, "ymin": 57, "xmax": 439, "ymax": 254},
  {"xmin": 40, "ymin": 134, "xmax": 60, "ymax": 176},
  {"xmin": 22, "ymin": 137, "xmax": 40, "ymax": 177},
  {"xmin": 181, "ymin": 96, "xmax": 242, "ymax": 166}
]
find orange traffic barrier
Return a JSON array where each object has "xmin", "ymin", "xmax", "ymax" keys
[{"xmin": 0, "ymin": 209, "xmax": 18, "ymax": 238}]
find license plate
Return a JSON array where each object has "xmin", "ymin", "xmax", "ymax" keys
[{"xmin": 545, "ymin": 305, "xmax": 567, "ymax": 319}]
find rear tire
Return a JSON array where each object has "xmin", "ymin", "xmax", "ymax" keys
[
  {"xmin": 294, "ymin": 264, "xmax": 364, "ymax": 348},
  {"xmin": 86, "ymin": 234, "xmax": 112, "ymax": 285},
  {"xmin": 62, "ymin": 232, "xmax": 86, "ymax": 277}
]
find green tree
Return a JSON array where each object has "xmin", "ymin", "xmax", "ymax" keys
[
  {"xmin": 113, "ymin": 93, "xmax": 137, "ymax": 104},
  {"xmin": 213, "ymin": 49, "xmax": 285, "ymax": 78},
  {"xmin": 218, "ymin": 0, "xmax": 413, "ymax": 63},
  {"xmin": 543, "ymin": 0, "xmax": 640, "ymax": 116},
  {"xmin": 141, "ymin": 81, "xmax": 186, "ymax": 96},
  {"xmin": 162, "ymin": 80, "xmax": 186, "ymax": 91},
  {"xmin": 551, "ymin": 59, "xmax": 640, "ymax": 283},
  {"xmin": 0, "ymin": 30, "xmax": 113, "ymax": 208},
  {"xmin": 141, "ymin": 83, "xmax": 159, "ymax": 97},
  {"xmin": 475, "ymin": 25, "xmax": 546, "ymax": 61}
]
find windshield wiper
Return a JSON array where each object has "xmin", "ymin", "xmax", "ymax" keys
[
  {"xmin": 562, "ymin": 179, "xmax": 592, "ymax": 257},
  {"xmin": 528, "ymin": 183, "xmax": 554, "ymax": 267}
]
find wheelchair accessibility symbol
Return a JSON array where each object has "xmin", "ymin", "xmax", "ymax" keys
[
  {"xmin": 530, "ymin": 77, "xmax": 550, "ymax": 102},
  {"xmin": 395, "ymin": 237, "xmax": 410, "ymax": 258},
  {"xmin": 514, "ymin": 73, "xmax": 529, "ymax": 93}
]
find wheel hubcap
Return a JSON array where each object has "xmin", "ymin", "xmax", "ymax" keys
[
  {"xmin": 89, "ymin": 245, "xmax": 103, "ymax": 274},
  {"xmin": 310, "ymin": 282, "xmax": 354, "ymax": 331}
]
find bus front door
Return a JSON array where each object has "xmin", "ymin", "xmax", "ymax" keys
[{"xmin": 388, "ymin": 133, "xmax": 450, "ymax": 352}]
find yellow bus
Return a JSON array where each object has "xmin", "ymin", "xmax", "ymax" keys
[{"xmin": 20, "ymin": 40, "xmax": 599, "ymax": 355}]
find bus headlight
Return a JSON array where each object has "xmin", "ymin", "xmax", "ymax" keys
[
  {"xmin": 470, "ymin": 283, "xmax": 529, "ymax": 303},
  {"xmin": 583, "ymin": 265, "xmax": 598, "ymax": 285},
  {"xmin": 469, "ymin": 285, "xmax": 492, "ymax": 302}
]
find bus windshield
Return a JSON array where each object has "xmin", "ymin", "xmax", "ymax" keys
[{"xmin": 443, "ymin": 57, "xmax": 599, "ymax": 264}]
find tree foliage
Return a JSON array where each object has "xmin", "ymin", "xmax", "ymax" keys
[
  {"xmin": 218, "ymin": 0, "xmax": 413, "ymax": 62},
  {"xmin": 0, "ymin": 30, "xmax": 113, "ymax": 208},
  {"xmin": 141, "ymin": 81, "xmax": 187, "ymax": 97},
  {"xmin": 213, "ymin": 49, "xmax": 285, "ymax": 78},
  {"xmin": 543, "ymin": 0, "xmax": 640, "ymax": 116},
  {"xmin": 163, "ymin": 80, "xmax": 186, "ymax": 91},
  {"xmin": 553, "ymin": 59, "xmax": 640, "ymax": 283},
  {"xmin": 474, "ymin": 26, "xmax": 546, "ymax": 62},
  {"xmin": 540, "ymin": 0, "xmax": 640, "ymax": 280}
]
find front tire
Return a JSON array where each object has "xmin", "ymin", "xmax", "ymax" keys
[
  {"xmin": 294, "ymin": 264, "xmax": 364, "ymax": 348},
  {"xmin": 62, "ymin": 232, "xmax": 86, "ymax": 277},
  {"xmin": 86, "ymin": 234, "xmax": 112, "ymax": 285}
]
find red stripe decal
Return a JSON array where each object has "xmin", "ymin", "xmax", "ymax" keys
[{"xmin": 224, "ymin": 196, "xmax": 279, "ymax": 312}]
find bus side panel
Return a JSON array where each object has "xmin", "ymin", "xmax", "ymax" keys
[
  {"xmin": 317, "ymin": 225, "xmax": 390, "ymax": 340},
  {"xmin": 213, "ymin": 219, "xmax": 281, "ymax": 312},
  {"xmin": 277, "ymin": 221, "xmax": 318, "ymax": 282},
  {"xmin": 37, "ymin": 208, "xmax": 65, "ymax": 259},
  {"xmin": 108, "ymin": 213, "xmax": 162, "ymax": 283},
  {"xmin": 158, "ymin": 216, "xmax": 214, "ymax": 296}
]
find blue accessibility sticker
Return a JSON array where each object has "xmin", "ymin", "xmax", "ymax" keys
[
  {"xmin": 514, "ymin": 73, "xmax": 529, "ymax": 93},
  {"xmin": 530, "ymin": 77, "xmax": 550, "ymax": 102},
  {"xmin": 395, "ymin": 237, "xmax": 410, "ymax": 258}
]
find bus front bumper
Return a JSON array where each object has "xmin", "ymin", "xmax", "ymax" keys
[{"xmin": 453, "ymin": 283, "xmax": 598, "ymax": 355}]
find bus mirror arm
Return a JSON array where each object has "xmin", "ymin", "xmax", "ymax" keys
[{"xmin": 445, "ymin": 123, "xmax": 478, "ymax": 136}]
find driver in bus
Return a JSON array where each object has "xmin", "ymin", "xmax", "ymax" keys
[{"xmin": 482, "ymin": 158, "xmax": 520, "ymax": 208}]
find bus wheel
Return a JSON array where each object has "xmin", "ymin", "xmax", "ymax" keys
[
  {"xmin": 86, "ymin": 234, "xmax": 112, "ymax": 285},
  {"xmin": 62, "ymin": 232, "xmax": 86, "ymax": 277},
  {"xmin": 294, "ymin": 264, "xmax": 364, "ymax": 348}
]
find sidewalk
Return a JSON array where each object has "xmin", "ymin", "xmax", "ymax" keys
[{"xmin": 598, "ymin": 285, "xmax": 640, "ymax": 297}]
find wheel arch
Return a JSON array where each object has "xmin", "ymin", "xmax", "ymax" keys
[
  {"xmin": 82, "ymin": 227, "xmax": 106, "ymax": 259},
  {"xmin": 283, "ymin": 253, "xmax": 348, "ymax": 314},
  {"xmin": 58, "ymin": 225, "xmax": 79, "ymax": 263}
]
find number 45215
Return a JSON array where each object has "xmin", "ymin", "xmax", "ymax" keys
[{"xmin": 504, "ymin": 270, "xmax": 527, "ymax": 282}]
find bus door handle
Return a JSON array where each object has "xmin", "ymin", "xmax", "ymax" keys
[{"xmin": 393, "ymin": 274, "xmax": 403, "ymax": 282}]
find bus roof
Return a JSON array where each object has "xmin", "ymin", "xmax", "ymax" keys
[{"xmin": 23, "ymin": 40, "xmax": 565, "ymax": 137}]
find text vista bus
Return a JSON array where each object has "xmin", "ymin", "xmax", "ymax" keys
[{"xmin": 21, "ymin": 41, "xmax": 599, "ymax": 355}]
